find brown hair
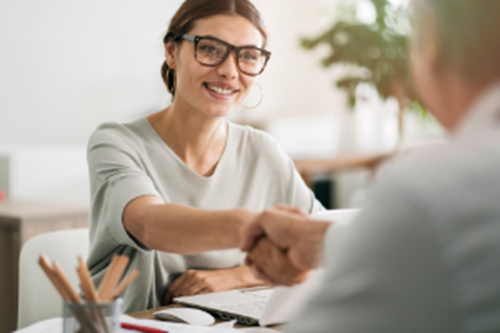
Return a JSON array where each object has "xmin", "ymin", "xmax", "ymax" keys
[
  {"xmin": 161, "ymin": 0, "xmax": 268, "ymax": 96},
  {"xmin": 412, "ymin": 0, "xmax": 500, "ymax": 81}
]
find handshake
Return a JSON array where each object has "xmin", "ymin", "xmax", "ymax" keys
[{"xmin": 240, "ymin": 205, "xmax": 332, "ymax": 287}]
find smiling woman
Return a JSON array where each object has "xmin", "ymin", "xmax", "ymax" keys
[{"xmin": 86, "ymin": 0, "xmax": 324, "ymax": 314}]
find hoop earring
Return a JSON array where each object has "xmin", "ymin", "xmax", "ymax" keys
[
  {"xmin": 166, "ymin": 68, "xmax": 176, "ymax": 94},
  {"xmin": 242, "ymin": 82, "xmax": 263, "ymax": 110}
]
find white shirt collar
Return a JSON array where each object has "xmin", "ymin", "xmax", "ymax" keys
[{"xmin": 455, "ymin": 81, "xmax": 500, "ymax": 139}]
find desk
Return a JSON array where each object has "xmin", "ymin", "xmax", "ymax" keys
[
  {"xmin": 293, "ymin": 153, "xmax": 391, "ymax": 187},
  {"xmin": 128, "ymin": 304, "xmax": 285, "ymax": 331},
  {"xmin": 0, "ymin": 201, "xmax": 89, "ymax": 333}
]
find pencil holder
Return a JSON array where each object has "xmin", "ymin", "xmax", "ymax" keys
[{"xmin": 63, "ymin": 298, "xmax": 122, "ymax": 333}]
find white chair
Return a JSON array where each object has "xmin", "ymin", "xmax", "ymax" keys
[{"xmin": 17, "ymin": 228, "xmax": 89, "ymax": 329}]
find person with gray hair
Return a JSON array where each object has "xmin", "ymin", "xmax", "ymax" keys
[{"xmin": 241, "ymin": 1, "xmax": 500, "ymax": 331}]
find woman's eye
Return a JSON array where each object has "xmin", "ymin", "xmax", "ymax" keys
[
  {"xmin": 240, "ymin": 52, "xmax": 258, "ymax": 62},
  {"xmin": 200, "ymin": 45, "xmax": 219, "ymax": 55}
]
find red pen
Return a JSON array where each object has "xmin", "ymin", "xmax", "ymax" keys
[{"xmin": 121, "ymin": 322, "xmax": 168, "ymax": 333}]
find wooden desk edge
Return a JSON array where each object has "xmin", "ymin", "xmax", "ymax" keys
[{"xmin": 293, "ymin": 153, "xmax": 393, "ymax": 174}]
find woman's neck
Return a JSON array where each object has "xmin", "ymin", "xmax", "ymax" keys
[{"xmin": 147, "ymin": 99, "xmax": 228, "ymax": 177}]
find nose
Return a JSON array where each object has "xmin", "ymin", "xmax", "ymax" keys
[{"xmin": 216, "ymin": 51, "xmax": 239, "ymax": 79}]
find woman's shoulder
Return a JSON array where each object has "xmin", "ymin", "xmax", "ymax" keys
[
  {"xmin": 228, "ymin": 121, "xmax": 280, "ymax": 150},
  {"xmin": 88, "ymin": 118, "xmax": 151, "ymax": 147},
  {"xmin": 227, "ymin": 121, "xmax": 289, "ymax": 162}
]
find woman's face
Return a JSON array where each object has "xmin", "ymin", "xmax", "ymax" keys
[{"xmin": 166, "ymin": 14, "xmax": 264, "ymax": 119}]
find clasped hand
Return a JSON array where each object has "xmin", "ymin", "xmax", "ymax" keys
[
  {"xmin": 163, "ymin": 205, "xmax": 331, "ymax": 304},
  {"xmin": 241, "ymin": 205, "xmax": 331, "ymax": 287}
]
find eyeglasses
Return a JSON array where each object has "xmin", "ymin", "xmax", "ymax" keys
[{"xmin": 181, "ymin": 34, "xmax": 271, "ymax": 76}]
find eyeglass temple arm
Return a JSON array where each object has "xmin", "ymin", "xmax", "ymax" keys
[{"xmin": 182, "ymin": 34, "xmax": 197, "ymax": 42}]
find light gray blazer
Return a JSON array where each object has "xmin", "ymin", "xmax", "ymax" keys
[{"xmin": 289, "ymin": 82, "xmax": 500, "ymax": 333}]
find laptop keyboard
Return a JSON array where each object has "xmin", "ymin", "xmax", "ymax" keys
[{"xmin": 216, "ymin": 299, "xmax": 268, "ymax": 318}]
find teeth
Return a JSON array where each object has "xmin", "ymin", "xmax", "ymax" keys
[{"xmin": 206, "ymin": 84, "xmax": 234, "ymax": 95}]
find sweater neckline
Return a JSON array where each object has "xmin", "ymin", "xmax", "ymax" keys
[{"xmin": 140, "ymin": 117, "xmax": 233, "ymax": 181}]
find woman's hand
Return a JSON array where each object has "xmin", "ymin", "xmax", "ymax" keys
[
  {"xmin": 241, "ymin": 205, "xmax": 330, "ymax": 271},
  {"xmin": 245, "ymin": 237, "xmax": 310, "ymax": 287},
  {"xmin": 162, "ymin": 266, "xmax": 264, "ymax": 305}
]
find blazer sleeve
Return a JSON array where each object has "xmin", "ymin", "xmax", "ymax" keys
[{"xmin": 287, "ymin": 172, "xmax": 459, "ymax": 333}]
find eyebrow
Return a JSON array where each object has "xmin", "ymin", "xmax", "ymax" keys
[{"xmin": 199, "ymin": 34, "xmax": 264, "ymax": 49}]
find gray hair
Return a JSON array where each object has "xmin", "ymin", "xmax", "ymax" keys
[{"xmin": 412, "ymin": 0, "xmax": 500, "ymax": 81}]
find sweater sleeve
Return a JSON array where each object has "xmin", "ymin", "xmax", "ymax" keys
[{"xmin": 87, "ymin": 123, "xmax": 162, "ymax": 256}]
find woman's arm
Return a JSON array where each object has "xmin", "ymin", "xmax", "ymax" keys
[{"xmin": 123, "ymin": 195, "xmax": 257, "ymax": 254}]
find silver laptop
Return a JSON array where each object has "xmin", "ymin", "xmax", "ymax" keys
[
  {"xmin": 173, "ymin": 209, "xmax": 359, "ymax": 326},
  {"xmin": 173, "ymin": 271, "xmax": 325, "ymax": 326}
]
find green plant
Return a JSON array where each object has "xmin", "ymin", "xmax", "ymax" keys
[{"xmin": 301, "ymin": 0, "xmax": 423, "ymax": 143}]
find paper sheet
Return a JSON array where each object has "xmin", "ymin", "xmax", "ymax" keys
[
  {"xmin": 14, "ymin": 317, "xmax": 139, "ymax": 333},
  {"xmin": 15, "ymin": 316, "xmax": 240, "ymax": 333},
  {"xmin": 15, "ymin": 318, "xmax": 63, "ymax": 333},
  {"xmin": 239, "ymin": 328, "xmax": 281, "ymax": 333},
  {"xmin": 121, "ymin": 315, "xmax": 240, "ymax": 332}
]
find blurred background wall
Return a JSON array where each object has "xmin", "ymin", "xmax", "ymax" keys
[{"xmin": 0, "ymin": 0, "xmax": 443, "ymax": 207}]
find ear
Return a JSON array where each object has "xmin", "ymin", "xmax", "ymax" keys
[
  {"xmin": 164, "ymin": 41, "xmax": 177, "ymax": 69},
  {"xmin": 425, "ymin": 14, "xmax": 444, "ymax": 75}
]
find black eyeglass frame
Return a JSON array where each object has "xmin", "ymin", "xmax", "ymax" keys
[{"xmin": 180, "ymin": 34, "xmax": 271, "ymax": 76}]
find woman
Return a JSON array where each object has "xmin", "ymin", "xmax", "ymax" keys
[{"xmin": 87, "ymin": 0, "xmax": 324, "ymax": 313}]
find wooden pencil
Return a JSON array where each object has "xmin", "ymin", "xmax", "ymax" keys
[
  {"xmin": 38, "ymin": 253, "xmax": 138, "ymax": 333},
  {"xmin": 77, "ymin": 265, "xmax": 93, "ymax": 302},
  {"xmin": 110, "ymin": 269, "xmax": 139, "ymax": 299},
  {"xmin": 52, "ymin": 262, "xmax": 82, "ymax": 303},
  {"xmin": 97, "ymin": 255, "xmax": 120, "ymax": 301},
  {"xmin": 99, "ymin": 255, "xmax": 129, "ymax": 301},
  {"xmin": 77, "ymin": 264, "xmax": 110, "ymax": 333},
  {"xmin": 38, "ymin": 254, "xmax": 70, "ymax": 301},
  {"xmin": 39, "ymin": 255, "xmax": 98, "ymax": 333},
  {"xmin": 104, "ymin": 256, "xmax": 129, "ymax": 301},
  {"xmin": 77, "ymin": 257, "xmax": 99, "ymax": 303}
]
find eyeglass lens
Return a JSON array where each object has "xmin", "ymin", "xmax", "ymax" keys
[{"xmin": 196, "ymin": 38, "xmax": 267, "ymax": 75}]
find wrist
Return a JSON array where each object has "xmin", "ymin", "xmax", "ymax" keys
[
  {"xmin": 225, "ymin": 208, "xmax": 258, "ymax": 247},
  {"xmin": 233, "ymin": 266, "xmax": 264, "ymax": 288},
  {"xmin": 290, "ymin": 219, "xmax": 331, "ymax": 269},
  {"xmin": 293, "ymin": 220, "xmax": 330, "ymax": 242}
]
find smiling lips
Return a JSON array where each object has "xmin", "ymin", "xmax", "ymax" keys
[{"xmin": 204, "ymin": 83, "xmax": 239, "ymax": 96}]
